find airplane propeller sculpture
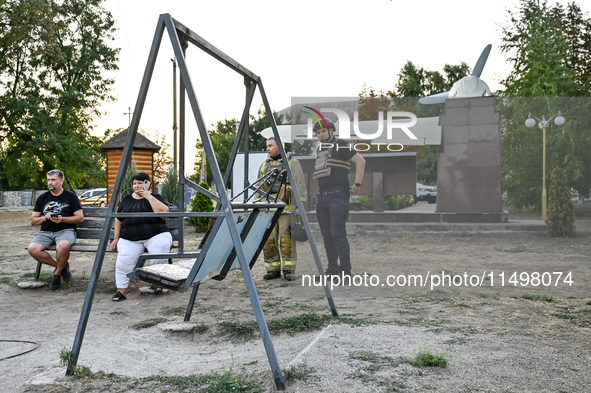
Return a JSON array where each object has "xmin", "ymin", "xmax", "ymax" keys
[{"xmin": 419, "ymin": 44, "xmax": 492, "ymax": 105}]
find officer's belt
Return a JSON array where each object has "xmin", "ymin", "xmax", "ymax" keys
[{"xmin": 318, "ymin": 189, "xmax": 347, "ymax": 196}]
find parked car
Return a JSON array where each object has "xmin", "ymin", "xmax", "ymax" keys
[
  {"xmin": 415, "ymin": 183, "xmax": 437, "ymax": 204},
  {"xmin": 79, "ymin": 188, "xmax": 109, "ymax": 207}
]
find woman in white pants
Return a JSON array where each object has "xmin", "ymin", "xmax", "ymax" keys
[{"xmin": 108, "ymin": 173, "xmax": 172, "ymax": 301}]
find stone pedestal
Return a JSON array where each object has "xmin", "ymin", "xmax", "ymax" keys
[{"xmin": 436, "ymin": 97, "xmax": 506, "ymax": 221}]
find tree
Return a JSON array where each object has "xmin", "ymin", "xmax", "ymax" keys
[
  {"xmin": 547, "ymin": 167, "xmax": 575, "ymax": 237},
  {"xmin": 145, "ymin": 130, "xmax": 173, "ymax": 187},
  {"xmin": 499, "ymin": 0, "xmax": 591, "ymax": 209},
  {"xmin": 193, "ymin": 118, "xmax": 240, "ymax": 186},
  {"xmin": 0, "ymin": 0, "xmax": 119, "ymax": 189},
  {"xmin": 160, "ymin": 165, "xmax": 178, "ymax": 206},
  {"xmin": 550, "ymin": 2, "xmax": 591, "ymax": 93},
  {"xmin": 499, "ymin": 0, "xmax": 577, "ymax": 97},
  {"xmin": 358, "ymin": 61, "xmax": 470, "ymax": 185},
  {"xmin": 190, "ymin": 181, "xmax": 214, "ymax": 232},
  {"xmin": 192, "ymin": 108, "xmax": 283, "ymax": 187}
]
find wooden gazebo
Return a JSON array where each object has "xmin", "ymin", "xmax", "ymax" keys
[{"xmin": 99, "ymin": 128, "xmax": 161, "ymax": 202}]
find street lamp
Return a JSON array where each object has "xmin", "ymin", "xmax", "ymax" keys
[{"xmin": 525, "ymin": 111, "xmax": 566, "ymax": 220}]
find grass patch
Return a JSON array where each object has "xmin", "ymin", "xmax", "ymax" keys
[
  {"xmin": 284, "ymin": 362, "xmax": 317, "ymax": 382},
  {"xmin": 162, "ymin": 305, "xmax": 187, "ymax": 316},
  {"xmin": 190, "ymin": 324, "xmax": 210, "ymax": 334},
  {"xmin": 0, "ymin": 277, "xmax": 12, "ymax": 285},
  {"xmin": 348, "ymin": 351, "xmax": 409, "ymax": 390},
  {"xmin": 61, "ymin": 369, "xmax": 261, "ymax": 392},
  {"xmin": 141, "ymin": 369, "xmax": 262, "ymax": 392},
  {"xmin": 217, "ymin": 313, "xmax": 372, "ymax": 341},
  {"xmin": 552, "ymin": 306, "xmax": 591, "ymax": 327},
  {"xmin": 267, "ymin": 313, "xmax": 332, "ymax": 335},
  {"xmin": 130, "ymin": 318, "xmax": 168, "ymax": 330},
  {"xmin": 59, "ymin": 348, "xmax": 94, "ymax": 379},
  {"xmin": 19, "ymin": 271, "xmax": 54, "ymax": 283},
  {"xmin": 349, "ymin": 350, "xmax": 409, "ymax": 370},
  {"xmin": 218, "ymin": 321, "xmax": 257, "ymax": 340},
  {"xmin": 411, "ymin": 346, "xmax": 449, "ymax": 368},
  {"xmin": 518, "ymin": 294, "xmax": 554, "ymax": 302}
]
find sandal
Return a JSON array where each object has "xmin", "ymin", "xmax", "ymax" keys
[
  {"xmin": 112, "ymin": 291, "xmax": 127, "ymax": 301},
  {"xmin": 149, "ymin": 284, "xmax": 163, "ymax": 292}
]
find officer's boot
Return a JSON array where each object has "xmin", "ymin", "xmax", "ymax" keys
[{"xmin": 263, "ymin": 271, "xmax": 281, "ymax": 280}]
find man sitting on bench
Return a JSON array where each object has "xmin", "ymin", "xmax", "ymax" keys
[{"xmin": 28, "ymin": 169, "xmax": 84, "ymax": 290}]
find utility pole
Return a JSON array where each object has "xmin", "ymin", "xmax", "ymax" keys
[
  {"xmin": 123, "ymin": 107, "xmax": 133, "ymax": 127},
  {"xmin": 172, "ymin": 59, "xmax": 178, "ymax": 170}
]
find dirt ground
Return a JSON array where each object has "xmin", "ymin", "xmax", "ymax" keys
[{"xmin": 1, "ymin": 207, "xmax": 590, "ymax": 392}]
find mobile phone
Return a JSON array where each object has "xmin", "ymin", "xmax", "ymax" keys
[
  {"xmin": 51, "ymin": 212, "xmax": 59, "ymax": 217},
  {"xmin": 143, "ymin": 180, "xmax": 151, "ymax": 191}
]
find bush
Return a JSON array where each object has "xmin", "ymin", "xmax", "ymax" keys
[
  {"xmin": 354, "ymin": 195, "xmax": 414, "ymax": 211},
  {"xmin": 116, "ymin": 163, "xmax": 137, "ymax": 203},
  {"xmin": 160, "ymin": 166, "xmax": 179, "ymax": 206},
  {"xmin": 385, "ymin": 195, "xmax": 414, "ymax": 210},
  {"xmin": 190, "ymin": 182, "xmax": 214, "ymax": 232},
  {"xmin": 547, "ymin": 167, "xmax": 575, "ymax": 237}
]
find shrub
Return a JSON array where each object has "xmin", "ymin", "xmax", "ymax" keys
[
  {"xmin": 190, "ymin": 181, "xmax": 214, "ymax": 232},
  {"xmin": 117, "ymin": 163, "xmax": 137, "ymax": 203},
  {"xmin": 546, "ymin": 167, "xmax": 575, "ymax": 237},
  {"xmin": 355, "ymin": 195, "xmax": 414, "ymax": 211},
  {"xmin": 160, "ymin": 166, "xmax": 179, "ymax": 206}
]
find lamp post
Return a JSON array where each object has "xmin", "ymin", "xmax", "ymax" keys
[{"xmin": 525, "ymin": 111, "xmax": 566, "ymax": 220}]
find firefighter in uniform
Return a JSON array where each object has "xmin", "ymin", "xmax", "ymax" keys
[
  {"xmin": 258, "ymin": 137, "xmax": 307, "ymax": 281},
  {"xmin": 313, "ymin": 118, "xmax": 365, "ymax": 276}
]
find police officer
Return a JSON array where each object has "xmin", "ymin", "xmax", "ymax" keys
[
  {"xmin": 313, "ymin": 118, "xmax": 365, "ymax": 277},
  {"xmin": 258, "ymin": 137, "xmax": 307, "ymax": 281}
]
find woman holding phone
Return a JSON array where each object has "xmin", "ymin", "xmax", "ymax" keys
[{"xmin": 108, "ymin": 172, "xmax": 172, "ymax": 301}]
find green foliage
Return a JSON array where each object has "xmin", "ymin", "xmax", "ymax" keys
[
  {"xmin": 146, "ymin": 130, "xmax": 173, "ymax": 186},
  {"xmin": 117, "ymin": 163, "xmax": 137, "ymax": 203},
  {"xmin": 411, "ymin": 346, "xmax": 449, "ymax": 368},
  {"xmin": 190, "ymin": 181, "xmax": 214, "ymax": 232},
  {"xmin": 284, "ymin": 363, "xmax": 318, "ymax": 382},
  {"xmin": 417, "ymin": 145, "xmax": 439, "ymax": 185},
  {"xmin": 391, "ymin": 60, "xmax": 469, "ymax": 98},
  {"xmin": 356, "ymin": 63, "xmax": 468, "ymax": 185},
  {"xmin": 130, "ymin": 318, "xmax": 168, "ymax": 330},
  {"xmin": 160, "ymin": 165, "xmax": 179, "ymax": 206},
  {"xmin": 141, "ymin": 369, "xmax": 262, "ymax": 393},
  {"xmin": 192, "ymin": 109, "xmax": 284, "ymax": 186},
  {"xmin": 216, "ymin": 313, "xmax": 368, "ymax": 342},
  {"xmin": 356, "ymin": 195, "xmax": 414, "ymax": 211},
  {"xmin": 162, "ymin": 305, "xmax": 187, "ymax": 316},
  {"xmin": 0, "ymin": 0, "xmax": 119, "ymax": 189},
  {"xmin": 547, "ymin": 167, "xmax": 575, "ymax": 237},
  {"xmin": 519, "ymin": 294, "xmax": 554, "ymax": 302},
  {"xmin": 193, "ymin": 118, "xmax": 239, "ymax": 186},
  {"xmin": 499, "ymin": 0, "xmax": 579, "ymax": 97},
  {"xmin": 499, "ymin": 0, "xmax": 591, "ymax": 209},
  {"xmin": 59, "ymin": 348, "xmax": 93, "ymax": 378}
]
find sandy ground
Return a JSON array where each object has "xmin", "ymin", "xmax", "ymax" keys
[{"xmin": 1, "ymin": 208, "xmax": 590, "ymax": 392}]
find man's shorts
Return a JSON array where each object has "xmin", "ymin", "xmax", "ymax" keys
[{"xmin": 30, "ymin": 229, "xmax": 77, "ymax": 249}]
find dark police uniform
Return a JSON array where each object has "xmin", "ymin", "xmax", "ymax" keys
[{"xmin": 314, "ymin": 138, "xmax": 357, "ymax": 274}]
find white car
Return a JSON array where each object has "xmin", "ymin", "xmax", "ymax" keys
[
  {"xmin": 415, "ymin": 183, "xmax": 437, "ymax": 204},
  {"xmin": 79, "ymin": 188, "xmax": 109, "ymax": 207}
]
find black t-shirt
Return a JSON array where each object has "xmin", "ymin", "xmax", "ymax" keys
[
  {"xmin": 117, "ymin": 193, "xmax": 169, "ymax": 241},
  {"xmin": 318, "ymin": 138, "xmax": 358, "ymax": 192},
  {"xmin": 34, "ymin": 190, "xmax": 82, "ymax": 232}
]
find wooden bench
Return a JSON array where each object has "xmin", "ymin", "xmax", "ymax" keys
[{"xmin": 31, "ymin": 206, "xmax": 180, "ymax": 281}]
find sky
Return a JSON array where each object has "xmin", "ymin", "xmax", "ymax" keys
[{"xmin": 95, "ymin": 0, "xmax": 589, "ymax": 175}]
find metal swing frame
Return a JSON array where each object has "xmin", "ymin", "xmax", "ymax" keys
[{"xmin": 66, "ymin": 14, "xmax": 338, "ymax": 390}]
